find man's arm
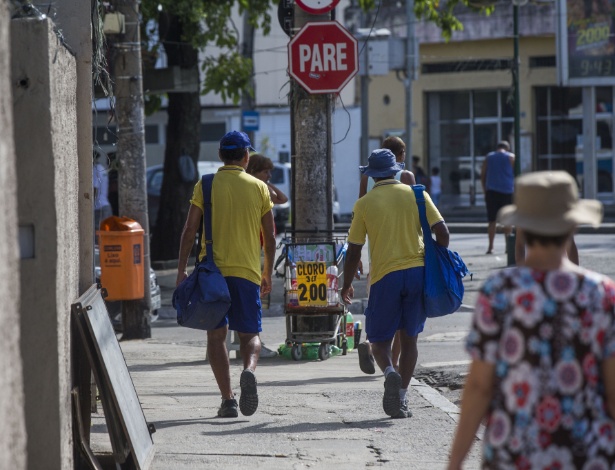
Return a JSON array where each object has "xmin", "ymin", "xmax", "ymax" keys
[
  {"xmin": 341, "ymin": 243, "xmax": 363, "ymax": 304},
  {"xmin": 400, "ymin": 170, "xmax": 416, "ymax": 186},
  {"xmin": 447, "ymin": 360, "xmax": 495, "ymax": 470},
  {"xmin": 176, "ymin": 204, "xmax": 203, "ymax": 286},
  {"xmin": 432, "ymin": 221, "xmax": 450, "ymax": 248},
  {"xmin": 359, "ymin": 174, "xmax": 369, "ymax": 198},
  {"xmin": 260, "ymin": 210, "xmax": 276, "ymax": 295},
  {"xmin": 509, "ymin": 152, "xmax": 515, "ymax": 168}
]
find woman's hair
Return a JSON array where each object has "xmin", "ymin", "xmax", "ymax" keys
[
  {"xmin": 382, "ymin": 136, "xmax": 406, "ymax": 159},
  {"xmin": 246, "ymin": 153, "xmax": 274, "ymax": 175},
  {"xmin": 523, "ymin": 230, "xmax": 571, "ymax": 248}
]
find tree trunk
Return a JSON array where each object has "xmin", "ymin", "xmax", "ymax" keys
[
  {"xmin": 241, "ymin": 13, "xmax": 256, "ymax": 143},
  {"xmin": 114, "ymin": 0, "xmax": 152, "ymax": 339},
  {"xmin": 150, "ymin": 14, "xmax": 201, "ymax": 262}
]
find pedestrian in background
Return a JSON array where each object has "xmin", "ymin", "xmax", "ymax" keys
[
  {"xmin": 481, "ymin": 141, "xmax": 515, "ymax": 254},
  {"xmin": 430, "ymin": 166, "xmax": 442, "ymax": 206},
  {"xmin": 93, "ymin": 152, "xmax": 113, "ymax": 234},
  {"xmin": 412, "ymin": 155, "xmax": 431, "ymax": 192},
  {"xmin": 176, "ymin": 131, "xmax": 276, "ymax": 418},
  {"xmin": 342, "ymin": 148, "xmax": 449, "ymax": 419},
  {"xmin": 447, "ymin": 171, "xmax": 615, "ymax": 469},
  {"xmin": 357, "ymin": 136, "xmax": 416, "ymax": 376},
  {"xmin": 247, "ymin": 153, "xmax": 288, "ymax": 205}
]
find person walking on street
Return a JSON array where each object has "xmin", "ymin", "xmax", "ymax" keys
[
  {"xmin": 447, "ymin": 171, "xmax": 615, "ymax": 469},
  {"xmin": 357, "ymin": 136, "xmax": 416, "ymax": 375},
  {"xmin": 481, "ymin": 140, "xmax": 515, "ymax": 254},
  {"xmin": 176, "ymin": 131, "xmax": 276, "ymax": 418},
  {"xmin": 247, "ymin": 153, "xmax": 289, "ymax": 205},
  {"xmin": 342, "ymin": 148, "xmax": 449, "ymax": 419},
  {"xmin": 412, "ymin": 155, "xmax": 431, "ymax": 192}
]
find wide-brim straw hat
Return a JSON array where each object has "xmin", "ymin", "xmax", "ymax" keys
[
  {"xmin": 497, "ymin": 171, "xmax": 602, "ymax": 235},
  {"xmin": 359, "ymin": 148, "xmax": 405, "ymax": 178}
]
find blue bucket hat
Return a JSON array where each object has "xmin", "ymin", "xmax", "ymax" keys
[
  {"xmin": 359, "ymin": 148, "xmax": 404, "ymax": 178},
  {"xmin": 219, "ymin": 130, "xmax": 256, "ymax": 152}
]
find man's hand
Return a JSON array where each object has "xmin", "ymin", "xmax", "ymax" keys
[
  {"xmin": 176, "ymin": 270, "xmax": 188, "ymax": 287},
  {"xmin": 261, "ymin": 274, "xmax": 272, "ymax": 295},
  {"xmin": 355, "ymin": 260, "xmax": 363, "ymax": 280},
  {"xmin": 341, "ymin": 285, "xmax": 354, "ymax": 305}
]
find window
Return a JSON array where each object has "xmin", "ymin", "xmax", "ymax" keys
[
  {"xmin": 94, "ymin": 126, "xmax": 117, "ymax": 145},
  {"xmin": 427, "ymin": 90, "xmax": 514, "ymax": 206},
  {"xmin": 145, "ymin": 125, "xmax": 159, "ymax": 144},
  {"xmin": 200, "ymin": 123, "xmax": 226, "ymax": 142}
]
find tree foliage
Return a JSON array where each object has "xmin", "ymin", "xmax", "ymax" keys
[
  {"xmin": 358, "ymin": 0, "xmax": 494, "ymax": 41},
  {"xmin": 141, "ymin": 0, "xmax": 275, "ymax": 104}
]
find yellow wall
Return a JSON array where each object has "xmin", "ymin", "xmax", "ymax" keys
[{"xmin": 366, "ymin": 35, "xmax": 558, "ymax": 163}]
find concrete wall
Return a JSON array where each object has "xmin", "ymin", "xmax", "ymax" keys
[
  {"xmin": 0, "ymin": 2, "xmax": 27, "ymax": 469},
  {"xmin": 12, "ymin": 18, "xmax": 79, "ymax": 470}
]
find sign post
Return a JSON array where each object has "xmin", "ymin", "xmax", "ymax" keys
[
  {"xmin": 295, "ymin": 0, "xmax": 340, "ymax": 15},
  {"xmin": 288, "ymin": 21, "xmax": 358, "ymax": 94}
]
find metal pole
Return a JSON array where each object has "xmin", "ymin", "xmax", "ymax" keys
[
  {"xmin": 583, "ymin": 86, "xmax": 597, "ymax": 199},
  {"xmin": 360, "ymin": 44, "xmax": 369, "ymax": 167},
  {"xmin": 513, "ymin": 4, "xmax": 521, "ymax": 177},
  {"xmin": 406, "ymin": 0, "xmax": 415, "ymax": 151}
]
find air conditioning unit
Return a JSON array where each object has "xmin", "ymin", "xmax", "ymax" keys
[{"xmin": 103, "ymin": 12, "xmax": 125, "ymax": 35}]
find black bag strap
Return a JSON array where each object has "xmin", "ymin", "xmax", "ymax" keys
[
  {"xmin": 412, "ymin": 184, "xmax": 432, "ymax": 246},
  {"xmin": 201, "ymin": 173, "xmax": 215, "ymax": 263}
]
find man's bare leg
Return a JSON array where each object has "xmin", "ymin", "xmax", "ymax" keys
[
  {"xmin": 487, "ymin": 221, "xmax": 496, "ymax": 254},
  {"xmin": 238, "ymin": 332, "xmax": 261, "ymax": 416},
  {"xmin": 391, "ymin": 331, "xmax": 401, "ymax": 371},
  {"xmin": 207, "ymin": 326, "xmax": 232, "ymax": 399},
  {"xmin": 397, "ymin": 330, "xmax": 418, "ymax": 390}
]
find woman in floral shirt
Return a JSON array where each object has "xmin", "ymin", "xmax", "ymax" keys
[{"xmin": 448, "ymin": 171, "xmax": 615, "ymax": 469}]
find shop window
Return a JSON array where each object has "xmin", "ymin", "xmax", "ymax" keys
[
  {"xmin": 440, "ymin": 92, "xmax": 469, "ymax": 120},
  {"xmin": 200, "ymin": 123, "xmax": 226, "ymax": 142},
  {"xmin": 473, "ymin": 91, "xmax": 498, "ymax": 118}
]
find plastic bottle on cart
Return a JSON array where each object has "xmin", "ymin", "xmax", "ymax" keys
[
  {"xmin": 289, "ymin": 264, "xmax": 298, "ymax": 306},
  {"xmin": 345, "ymin": 311, "xmax": 354, "ymax": 350},
  {"xmin": 326, "ymin": 265, "xmax": 338, "ymax": 305}
]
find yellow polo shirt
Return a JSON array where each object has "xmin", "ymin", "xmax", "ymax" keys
[
  {"xmin": 348, "ymin": 180, "xmax": 443, "ymax": 284},
  {"xmin": 190, "ymin": 165, "xmax": 273, "ymax": 285}
]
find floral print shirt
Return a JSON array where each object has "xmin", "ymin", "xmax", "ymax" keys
[{"xmin": 467, "ymin": 267, "xmax": 615, "ymax": 469}]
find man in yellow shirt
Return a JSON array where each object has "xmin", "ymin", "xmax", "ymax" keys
[
  {"xmin": 176, "ymin": 131, "xmax": 275, "ymax": 418},
  {"xmin": 341, "ymin": 148, "xmax": 449, "ymax": 419}
]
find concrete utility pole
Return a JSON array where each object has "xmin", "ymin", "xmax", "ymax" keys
[
  {"xmin": 405, "ymin": 0, "xmax": 416, "ymax": 152},
  {"xmin": 113, "ymin": 0, "xmax": 152, "ymax": 339},
  {"xmin": 241, "ymin": 12, "xmax": 256, "ymax": 144},
  {"xmin": 291, "ymin": 7, "xmax": 334, "ymax": 233}
]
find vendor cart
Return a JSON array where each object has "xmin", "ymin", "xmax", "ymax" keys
[{"xmin": 281, "ymin": 233, "xmax": 349, "ymax": 361}]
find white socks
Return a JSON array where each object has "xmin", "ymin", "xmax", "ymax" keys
[
  {"xmin": 399, "ymin": 388, "xmax": 407, "ymax": 402},
  {"xmin": 384, "ymin": 366, "xmax": 396, "ymax": 377}
]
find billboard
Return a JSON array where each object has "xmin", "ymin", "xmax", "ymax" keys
[{"xmin": 557, "ymin": 0, "xmax": 615, "ymax": 85}]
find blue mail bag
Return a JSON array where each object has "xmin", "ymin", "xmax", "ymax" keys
[
  {"xmin": 413, "ymin": 185, "xmax": 469, "ymax": 318},
  {"xmin": 172, "ymin": 173, "xmax": 231, "ymax": 330},
  {"xmin": 172, "ymin": 260, "xmax": 231, "ymax": 330}
]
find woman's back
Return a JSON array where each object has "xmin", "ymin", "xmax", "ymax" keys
[{"xmin": 467, "ymin": 266, "xmax": 615, "ymax": 468}]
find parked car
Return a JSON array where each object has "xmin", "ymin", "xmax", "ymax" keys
[
  {"xmin": 94, "ymin": 247, "xmax": 161, "ymax": 328},
  {"xmin": 146, "ymin": 160, "xmax": 292, "ymax": 233}
]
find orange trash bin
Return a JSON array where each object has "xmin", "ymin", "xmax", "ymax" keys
[{"xmin": 97, "ymin": 216, "xmax": 144, "ymax": 301}]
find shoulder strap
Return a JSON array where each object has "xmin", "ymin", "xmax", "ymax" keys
[
  {"xmin": 412, "ymin": 184, "xmax": 432, "ymax": 245},
  {"xmin": 202, "ymin": 173, "xmax": 215, "ymax": 262}
]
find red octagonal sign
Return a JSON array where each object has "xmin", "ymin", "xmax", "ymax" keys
[{"xmin": 288, "ymin": 21, "xmax": 358, "ymax": 94}]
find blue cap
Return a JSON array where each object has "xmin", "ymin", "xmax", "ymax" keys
[
  {"xmin": 359, "ymin": 148, "xmax": 404, "ymax": 178},
  {"xmin": 219, "ymin": 130, "xmax": 256, "ymax": 152}
]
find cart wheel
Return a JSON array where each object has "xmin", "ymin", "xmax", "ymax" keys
[
  {"xmin": 291, "ymin": 344, "xmax": 302, "ymax": 361},
  {"xmin": 318, "ymin": 343, "xmax": 330, "ymax": 361},
  {"xmin": 342, "ymin": 339, "xmax": 348, "ymax": 356}
]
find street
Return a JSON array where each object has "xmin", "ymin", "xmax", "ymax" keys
[{"xmin": 88, "ymin": 232, "xmax": 615, "ymax": 469}]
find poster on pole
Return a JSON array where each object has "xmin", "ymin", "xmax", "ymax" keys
[{"xmin": 557, "ymin": 0, "xmax": 615, "ymax": 85}]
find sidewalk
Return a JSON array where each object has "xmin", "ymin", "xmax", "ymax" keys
[{"xmin": 91, "ymin": 239, "xmax": 501, "ymax": 469}]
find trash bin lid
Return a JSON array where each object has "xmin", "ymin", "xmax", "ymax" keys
[{"xmin": 99, "ymin": 215, "xmax": 143, "ymax": 233}]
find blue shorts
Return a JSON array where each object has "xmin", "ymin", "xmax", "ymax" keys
[
  {"xmin": 365, "ymin": 267, "xmax": 426, "ymax": 342},
  {"xmin": 214, "ymin": 277, "xmax": 262, "ymax": 333}
]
